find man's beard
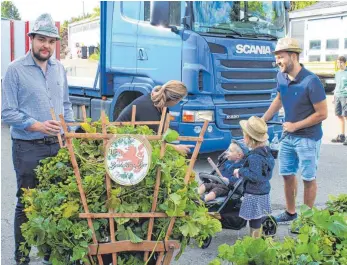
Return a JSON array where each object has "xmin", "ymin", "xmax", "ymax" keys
[
  {"xmin": 280, "ymin": 60, "xmax": 294, "ymax": 74},
  {"xmin": 32, "ymin": 48, "xmax": 52, "ymax": 62}
]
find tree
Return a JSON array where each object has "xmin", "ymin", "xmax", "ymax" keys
[
  {"xmin": 290, "ymin": 1, "xmax": 318, "ymax": 11},
  {"xmin": 1, "ymin": 1, "xmax": 21, "ymax": 20}
]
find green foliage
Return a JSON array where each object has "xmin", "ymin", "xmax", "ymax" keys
[
  {"xmin": 210, "ymin": 196, "xmax": 347, "ymax": 265},
  {"xmin": 290, "ymin": 1, "xmax": 318, "ymax": 12},
  {"xmin": 326, "ymin": 194, "xmax": 347, "ymax": 214},
  {"xmin": 21, "ymin": 122, "xmax": 221, "ymax": 265},
  {"xmin": 1, "ymin": 1, "xmax": 21, "ymax": 20},
  {"xmin": 162, "ymin": 128, "xmax": 179, "ymax": 143}
]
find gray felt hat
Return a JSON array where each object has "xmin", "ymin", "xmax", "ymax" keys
[{"xmin": 27, "ymin": 13, "xmax": 60, "ymax": 40}]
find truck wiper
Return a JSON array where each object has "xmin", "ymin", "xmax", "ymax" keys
[
  {"xmin": 242, "ymin": 32, "xmax": 278, "ymax": 40},
  {"xmin": 197, "ymin": 26, "xmax": 243, "ymax": 37}
]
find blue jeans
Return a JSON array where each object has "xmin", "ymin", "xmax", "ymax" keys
[
  {"xmin": 278, "ymin": 135, "xmax": 321, "ymax": 181},
  {"xmin": 12, "ymin": 139, "xmax": 60, "ymax": 263}
]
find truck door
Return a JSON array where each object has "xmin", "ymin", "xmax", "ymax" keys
[
  {"xmin": 136, "ymin": 1, "xmax": 184, "ymax": 84},
  {"xmin": 110, "ymin": 1, "xmax": 141, "ymax": 74}
]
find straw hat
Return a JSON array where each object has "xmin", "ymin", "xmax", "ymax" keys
[
  {"xmin": 239, "ymin": 116, "xmax": 269, "ymax": 142},
  {"xmin": 273, "ymin": 37, "xmax": 302, "ymax": 54}
]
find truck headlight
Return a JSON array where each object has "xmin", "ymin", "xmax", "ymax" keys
[{"xmin": 182, "ymin": 110, "xmax": 215, "ymax": 123}]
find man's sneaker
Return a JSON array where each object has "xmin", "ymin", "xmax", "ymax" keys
[
  {"xmin": 274, "ymin": 211, "xmax": 297, "ymax": 224},
  {"xmin": 331, "ymin": 134, "xmax": 345, "ymax": 143}
]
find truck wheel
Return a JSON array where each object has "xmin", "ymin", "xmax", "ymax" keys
[
  {"xmin": 262, "ymin": 216, "xmax": 277, "ymax": 237},
  {"xmin": 113, "ymin": 91, "xmax": 142, "ymax": 120},
  {"xmin": 201, "ymin": 235, "xmax": 212, "ymax": 249}
]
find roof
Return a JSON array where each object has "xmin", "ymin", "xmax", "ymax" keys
[{"xmin": 290, "ymin": 1, "xmax": 347, "ymax": 13}]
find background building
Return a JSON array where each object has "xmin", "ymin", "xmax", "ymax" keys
[
  {"xmin": 68, "ymin": 17, "xmax": 100, "ymax": 59},
  {"xmin": 289, "ymin": 1, "xmax": 347, "ymax": 62}
]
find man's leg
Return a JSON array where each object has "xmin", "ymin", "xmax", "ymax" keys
[
  {"xmin": 303, "ymin": 179, "xmax": 317, "ymax": 208},
  {"xmin": 343, "ymin": 98, "xmax": 347, "ymax": 145},
  {"xmin": 275, "ymin": 135, "xmax": 299, "ymax": 223},
  {"xmin": 332, "ymin": 98, "xmax": 345, "ymax": 142},
  {"xmin": 297, "ymin": 138, "xmax": 321, "ymax": 208},
  {"xmin": 338, "ymin": 115, "xmax": 345, "ymax": 135},
  {"xmin": 12, "ymin": 141, "xmax": 51, "ymax": 264},
  {"xmin": 283, "ymin": 175, "xmax": 298, "ymax": 214}
]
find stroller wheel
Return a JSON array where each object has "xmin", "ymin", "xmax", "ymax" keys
[
  {"xmin": 262, "ymin": 216, "xmax": 277, "ymax": 237},
  {"xmin": 201, "ymin": 235, "xmax": 212, "ymax": 249}
]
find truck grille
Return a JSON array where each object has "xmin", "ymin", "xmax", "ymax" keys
[
  {"xmin": 223, "ymin": 106, "xmax": 269, "ymax": 115},
  {"xmin": 222, "ymin": 82, "xmax": 276, "ymax": 91},
  {"xmin": 225, "ymin": 94, "xmax": 271, "ymax": 102},
  {"xmin": 205, "ymin": 39, "xmax": 278, "ymax": 132},
  {"xmin": 221, "ymin": 60, "xmax": 276, "ymax": 68},
  {"xmin": 221, "ymin": 71, "xmax": 277, "ymax": 80}
]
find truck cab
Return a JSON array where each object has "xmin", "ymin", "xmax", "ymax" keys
[{"xmin": 69, "ymin": 1, "xmax": 289, "ymax": 153}]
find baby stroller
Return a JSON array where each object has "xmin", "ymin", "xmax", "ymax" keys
[{"xmin": 198, "ymin": 149, "xmax": 277, "ymax": 249}]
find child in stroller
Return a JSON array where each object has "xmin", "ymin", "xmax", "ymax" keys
[
  {"xmin": 198, "ymin": 140, "xmax": 248, "ymax": 202},
  {"xmin": 198, "ymin": 141, "xmax": 277, "ymax": 248}
]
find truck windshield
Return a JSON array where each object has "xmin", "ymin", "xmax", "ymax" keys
[{"xmin": 192, "ymin": 1, "xmax": 286, "ymax": 39}]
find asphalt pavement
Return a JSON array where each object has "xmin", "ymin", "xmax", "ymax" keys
[{"xmin": 1, "ymin": 94, "xmax": 346, "ymax": 265}]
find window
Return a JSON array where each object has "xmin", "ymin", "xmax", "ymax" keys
[
  {"xmin": 309, "ymin": 55, "xmax": 320, "ymax": 62},
  {"xmin": 169, "ymin": 2, "xmax": 181, "ymax": 26},
  {"xmin": 143, "ymin": 1, "xmax": 181, "ymax": 26},
  {"xmin": 345, "ymin": 38, "xmax": 347, "ymax": 49},
  {"xmin": 309, "ymin": 40, "xmax": 321, "ymax": 50},
  {"xmin": 122, "ymin": 2, "xmax": 140, "ymax": 20},
  {"xmin": 326, "ymin": 54, "xmax": 338, "ymax": 61},
  {"xmin": 326, "ymin": 39, "xmax": 339, "ymax": 49},
  {"xmin": 144, "ymin": 1, "xmax": 150, "ymax": 21}
]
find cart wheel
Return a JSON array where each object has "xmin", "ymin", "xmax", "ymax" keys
[
  {"xmin": 262, "ymin": 216, "xmax": 277, "ymax": 237},
  {"xmin": 201, "ymin": 235, "xmax": 212, "ymax": 249}
]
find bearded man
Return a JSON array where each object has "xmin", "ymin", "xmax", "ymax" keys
[
  {"xmin": 2, "ymin": 13, "xmax": 74, "ymax": 265},
  {"xmin": 262, "ymin": 38, "xmax": 327, "ymax": 228}
]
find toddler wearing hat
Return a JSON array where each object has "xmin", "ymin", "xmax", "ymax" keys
[
  {"xmin": 198, "ymin": 140, "xmax": 247, "ymax": 202},
  {"xmin": 233, "ymin": 116, "xmax": 275, "ymax": 238}
]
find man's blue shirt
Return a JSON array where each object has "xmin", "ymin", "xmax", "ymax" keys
[
  {"xmin": 276, "ymin": 66, "xmax": 326, "ymax": 140},
  {"xmin": 1, "ymin": 52, "xmax": 74, "ymax": 140}
]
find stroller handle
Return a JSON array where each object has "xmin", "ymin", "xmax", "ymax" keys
[{"xmin": 266, "ymin": 121, "xmax": 283, "ymax": 125}]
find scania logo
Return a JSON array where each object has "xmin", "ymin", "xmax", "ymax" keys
[{"xmin": 235, "ymin": 44, "xmax": 271, "ymax": 55}]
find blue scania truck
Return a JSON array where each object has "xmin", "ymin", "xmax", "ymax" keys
[{"xmin": 68, "ymin": 1, "xmax": 289, "ymax": 153}]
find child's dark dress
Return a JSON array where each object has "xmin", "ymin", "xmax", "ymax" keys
[{"xmin": 238, "ymin": 146, "xmax": 274, "ymax": 220}]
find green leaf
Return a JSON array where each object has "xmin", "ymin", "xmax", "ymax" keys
[
  {"xmin": 295, "ymin": 244, "xmax": 308, "ymax": 255},
  {"xmin": 126, "ymin": 227, "xmax": 143, "ymax": 243},
  {"xmin": 61, "ymin": 202, "xmax": 79, "ymax": 218},
  {"xmin": 209, "ymin": 259, "xmax": 221, "ymax": 265},
  {"xmin": 179, "ymin": 222, "xmax": 200, "ymax": 237},
  {"xmin": 162, "ymin": 128, "xmax": 179, "ymax": 143},
  {"xmin": 81, "ymin": 122, "xmax": 96, "ymax": 133}
]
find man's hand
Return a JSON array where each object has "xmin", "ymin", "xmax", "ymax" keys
[
  {"xmin": 173, "ymin": 144, "xmax": 195, "ymax": 155},
  {"xmin": 283, "ymin": 122, "xmax": 297, "ymax": 133},
  {"xmin": 233, "ymin": 168, "xmax": 240, "ymax": 178},
  {"xmin": 28, "ymin": 120, "xmax": 61, "ymax": 135}
]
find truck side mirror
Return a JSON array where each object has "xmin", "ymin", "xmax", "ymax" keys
[
  {"xmin": 284, "ymin": 1, "xmax": 291, "ymax": 10},
  {"xmin": 150, "ymin": 1, "xmax": 170, "ymax": 27}
]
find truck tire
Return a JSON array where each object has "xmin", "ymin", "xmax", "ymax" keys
[{"xmin": 113, "ymin": 91, "xmax": 142, "ymax": 121}]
